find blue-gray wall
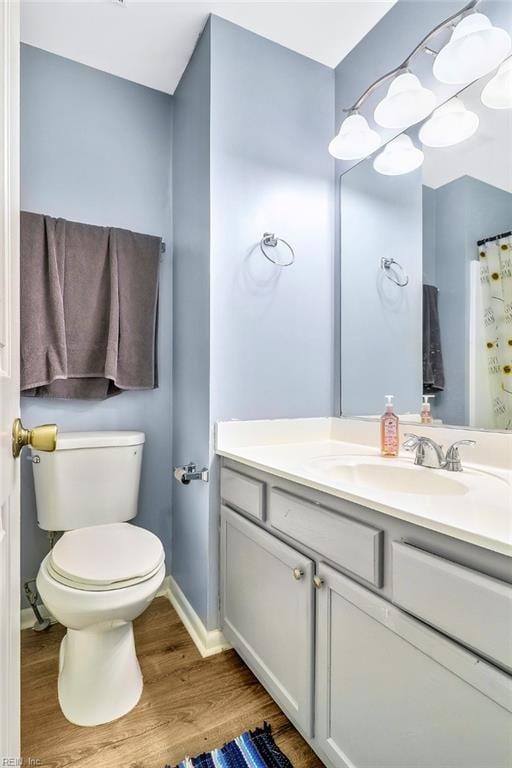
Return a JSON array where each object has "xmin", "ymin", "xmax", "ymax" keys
[
  {"xmin": 422, "ymin": 185, "xmax": 437, "ymax": 286},
  {"xmin": 171, "ymin": 16, "xmax": 335, "ymax": 630},
  {"xmin": 172, "ymin": 22, "xmax": 212, "ymax": 627},
  {"xmin": 425, "ymin": 176, "xmax": 512, "ymax": 425},
  {"xmin": 20, "ymin": 44, "xmax": 173, "ymax": 602},
  {"xmin": 210, "ymin": 15, "xmax": 335, "ymax": 422},
  {"xmin": 341, "ymin": 157, "xmax": 422, "ymax": 417}
]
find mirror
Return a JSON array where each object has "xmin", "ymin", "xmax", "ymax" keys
[{"xmin": 340, "ymin": 66, "xmax": 512, "ymax": 430}]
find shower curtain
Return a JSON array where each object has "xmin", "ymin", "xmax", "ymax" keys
[{"xmin": 478, "ymin": 233, "xmax": 512, "ymax": 429}]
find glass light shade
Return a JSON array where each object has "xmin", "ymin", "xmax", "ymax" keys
[
  {"xmin": 374, "ymin": 73, "xmax": 436, "ymax": 129},
  {"xmin": 328, "ymin": 114, "xmax": 381, "ymax": 160},
  {"xmin": 373, "ymin": 134, "xmax": 424, "ymax": 176},
  {"xmin": 481, "ymin": 58, "xmax": 512, "ymax": 109},
  {"xmin": 419, "ymin": 97, "xmax": 479, "ymax": 147},
  {"xmin": 433, "ymin": 13, "xmax": 511, "ymax": 85}
]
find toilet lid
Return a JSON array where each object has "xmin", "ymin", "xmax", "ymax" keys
[{"xmin": 49, "ymin": 523, "xmax": 164, "ymax": 589}]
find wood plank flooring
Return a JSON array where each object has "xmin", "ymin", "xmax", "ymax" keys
[{"xmin": 21, "ymin": 597, "xmax": 323, "ymax": 768}]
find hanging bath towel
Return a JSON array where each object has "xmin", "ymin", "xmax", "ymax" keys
[
  {"xmin": 423, "ymin": 283, "xmax": 445, "ymax": 392},
  {"xmin": 20, "ymin": 211, "xmax": 160, "ymax": 399}
]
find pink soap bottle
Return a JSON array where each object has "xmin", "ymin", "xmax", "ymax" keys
[{"xmin": 380, "ymin": 394, "xmax": 399, "ymax": 457}]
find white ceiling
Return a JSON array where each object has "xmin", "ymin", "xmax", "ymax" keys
[{"xmin": 20, "ymin": 0, "xmax": 395, "ymax": 95}]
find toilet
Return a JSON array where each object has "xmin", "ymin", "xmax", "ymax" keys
[{"xmin": 34, "ymin": 431, "xmax": 165, "ymax": 727}]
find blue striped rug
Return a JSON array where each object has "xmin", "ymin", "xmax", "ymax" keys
[{"xmin": 168, "ymin": 724, "xmax": 294, "ymax": 768}]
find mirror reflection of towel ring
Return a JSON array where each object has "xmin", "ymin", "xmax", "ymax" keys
[
  {"xmin": 381, "ymin": 257, "xmax": 409, "ymax": 287},
  {"xmin": 260, "ymin": 232, "xmax": 295, "ymax": 267}
]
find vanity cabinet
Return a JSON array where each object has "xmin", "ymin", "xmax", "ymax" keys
[
  {"xmin": 219, "ymin": 463, "xmax": 512, "ymax": 768},
  {"xmin": 220, "ymin": 504, "xmax": 314, "ymax": 736},
  {"xmin": 316, "ymin": 562, "xmax": 512, "ymax": 768}
]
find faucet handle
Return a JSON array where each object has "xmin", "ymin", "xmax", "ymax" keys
[
  {"xmin": 445, "ymin": 440, "xmax": 476, "ymax": 472},
  {"xmin": 402, "ymin": 433, "xmax": 420, "ymax": 450}
]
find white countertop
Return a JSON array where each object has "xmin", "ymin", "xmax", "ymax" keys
[{"xmin": 216, "ymin": 418, "xmax": 512, "ymax": 557}]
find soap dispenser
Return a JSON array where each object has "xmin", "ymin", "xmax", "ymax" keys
[
  {"xmin": 380, "ymin": 395, "xmax": 399, "ymax": 457},
  {"xmin": 421, "ymin": 395, "xmax": 434, "ymax": 424}
]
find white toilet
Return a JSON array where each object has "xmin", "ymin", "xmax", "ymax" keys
[{"xmin": 34, "ymin": 431, "xmax": 165, "ymax": 727}]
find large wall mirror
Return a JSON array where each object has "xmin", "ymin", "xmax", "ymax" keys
[{"xmin": 340, "ymin": 64, "xmax": 512, "ymax": 431}]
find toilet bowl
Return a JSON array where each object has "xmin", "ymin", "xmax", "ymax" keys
[
  {"xmin": 36, "ymin": 522, "xmax": 165, "ymax": 726},
  {"xmin": 31, "ymin": 430, "xmax": 166, "ymax": 725}
]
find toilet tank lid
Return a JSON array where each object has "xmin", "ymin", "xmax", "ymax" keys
[{"xmin": 51, "ymin": 431, "xmax": 146, "ymax": 451}]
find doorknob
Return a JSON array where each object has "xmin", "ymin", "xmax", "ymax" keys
[{"xmin": 12, "ymin": 418, "xmax": 57, "ymax": 459}]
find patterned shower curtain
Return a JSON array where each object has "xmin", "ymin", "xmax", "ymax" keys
[{"xmin": 478, "ymin": 233, "xmax": 512, "ymax": 429}]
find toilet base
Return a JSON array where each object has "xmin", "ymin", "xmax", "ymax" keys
[{"xmin": 58, "ymin": 620, "xmax": 143, "ymax": 726}]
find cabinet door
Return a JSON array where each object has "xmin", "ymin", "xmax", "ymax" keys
[
  {"xmin": 316, "ymin": 562, "xmax": 512, "ymax": 768},
  {"xmin": 221, "ymin": 505, "xmax": 314, "ymax": 736}
]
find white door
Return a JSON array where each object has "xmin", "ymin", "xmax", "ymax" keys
[{"xmin": 0, "ymin": 0, "xmax": 21, "ymax": 759}]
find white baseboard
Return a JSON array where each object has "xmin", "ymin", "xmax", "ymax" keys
[{"xmin": 161, "ymin": 574, "xmax": 230, "ymax": 658}]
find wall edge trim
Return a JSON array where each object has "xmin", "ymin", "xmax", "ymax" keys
[{"xmin": 164, "ymin": 574, "xmax": 230, "ymax": 658}]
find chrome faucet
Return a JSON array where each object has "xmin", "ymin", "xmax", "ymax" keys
[
  {"xmin": 402, "ymin": 434, "xmax": 446, "ymax": 469},
  {"xmin": 402, "ymin": 434, "xmax": 475, "ymax": 472}
]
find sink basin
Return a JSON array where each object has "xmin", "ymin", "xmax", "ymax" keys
[{"xmin": 308, "ymin": 456, "xmax": 469, "ymax": 496}]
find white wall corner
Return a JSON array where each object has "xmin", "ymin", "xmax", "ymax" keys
[{"xmin": 162, "ymin": 574, "xmax": 230, "ymax": 658}]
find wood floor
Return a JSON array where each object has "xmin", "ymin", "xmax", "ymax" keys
[{"xmin": 21, "ymin": 597, "xmax": 323, "ymax": 768}]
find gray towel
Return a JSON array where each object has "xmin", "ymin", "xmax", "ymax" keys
[
  {"xmin": 423, "ymin": 283, "xmax": 445, "ymax": 392},
  {"xmin": 21, "ymin": 211, "xmax": 160, "ymax": 399}
]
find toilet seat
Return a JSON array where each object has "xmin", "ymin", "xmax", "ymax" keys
[{"xmin": 48, "ymin": 522, "xmax": 165, "ymax": 591}]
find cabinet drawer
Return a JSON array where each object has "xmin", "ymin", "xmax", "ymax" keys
[
  {"xmin": 270, "ymin": 488, "xmax": 383, "ymax": 587},
  {"xmin": 392, "ymin": 541, "xmax": 512, "ymax": 671},
  {"xmin": 220, "ymin": 467, "xmax": 265, "ymax": 520}
]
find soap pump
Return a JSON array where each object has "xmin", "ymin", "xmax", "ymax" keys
[
  {"xmin": 421, "ymin": 395, "xmax": 435, "ymax": 424},
  {"xmin": 380, "ymin": 394, "xmax": 399, "ymax": 457}
]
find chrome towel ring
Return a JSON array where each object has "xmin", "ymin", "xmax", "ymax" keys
[
  {"xmin": 381, "ymin": 257, "xmax": 409, "ymax": 287},
  {"xmin": 260, "ymin": 232, "xmax": 295, "ymax": 267}
]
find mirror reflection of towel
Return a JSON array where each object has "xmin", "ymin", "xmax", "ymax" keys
[
  {"xmin": 20, "ymin": 211, "xmax": 160, "ymax": 399},
  {"xmin": 423, "ymin": 284, "xmax": 445, "ymax": 392}
]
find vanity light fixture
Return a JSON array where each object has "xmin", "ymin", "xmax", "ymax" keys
[
  {"xmin": 330, "ymin": 0, "xmax": 511, "ymax": 158},
  {"xmin": 433, "ymin": 13, "xmax": 511, "ymax": 85},
  {"xmin": 373, "ymin": 135, "xmax": 424, "ymax": 176},
  {"xmin": 419, "ymin": 97, "xmax": 479, "ymax": 147},
  {"xmin": 481, "ymin": 58, "xmax": 512, "ymax": 109},
  {"xmin": 374, "ymin": 73, "xmax": 436, "ymax": 130},
  {"xmin": 328, "ymin": 113, "xmax": 380, "ymax": 160}
]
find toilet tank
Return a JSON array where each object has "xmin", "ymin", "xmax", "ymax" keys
[{"xmin": 31, "ymin": 431, "xmax": 145, "ymax": 531}]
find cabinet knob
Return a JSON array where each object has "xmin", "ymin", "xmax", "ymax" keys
[
  {"xmin": 292, "ymin": 567, "xmax": 304, "ymax": 581},
  {"xmin": 313, "ymin": 575, "xmax": 324, "ymax": 589}
]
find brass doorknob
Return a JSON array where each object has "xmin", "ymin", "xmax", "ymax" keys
[{"xmin": 12, "ymin": 418, "xmax": 58, "ymax": 458}]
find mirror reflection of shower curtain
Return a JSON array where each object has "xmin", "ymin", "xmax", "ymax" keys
[{"xmin": 478, "ymin": 234, "xmax": 512, "ymax": 429}]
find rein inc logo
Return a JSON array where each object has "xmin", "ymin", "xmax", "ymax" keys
[{"xmin": 2, "ymin": 760, "xmax": 41, "ymax": 766}]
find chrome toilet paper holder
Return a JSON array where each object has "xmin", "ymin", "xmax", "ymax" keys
[{"xmin": 174, "ymin": 462, "xmax": 209, "ymax": 484}]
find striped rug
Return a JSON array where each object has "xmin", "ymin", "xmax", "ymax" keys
[{"xmin": 168, "ymin": 724, "xmax": 294, "ymax": 768}]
